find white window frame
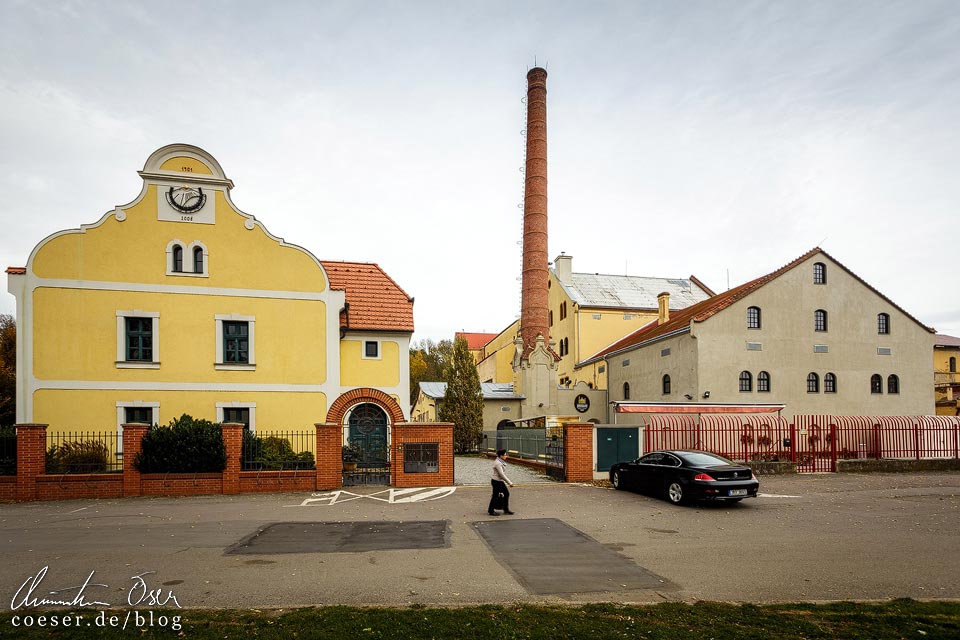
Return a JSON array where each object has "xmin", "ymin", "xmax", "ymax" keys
[
  {"xmin": 116, "ymin": 401, "xmax": 160, "ymax": 456},
  {"xmin": 217, "ymin": 402, "xmax": 257, "ymax": 433},
  {"xmin": 215, "ymin": 314, "xmax": 256, "ymax": 370},
  {"xmin": 116, "ymin": 310, "xmax": 160, "ymax": 369},
  {"xmin": 362, "ymin": 339, "xmax": 381, "ymax": 360}
]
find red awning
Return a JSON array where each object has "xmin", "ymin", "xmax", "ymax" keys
[{"xmin": 615, "ymin": 402, "xmax": 784, "ymax": 415}]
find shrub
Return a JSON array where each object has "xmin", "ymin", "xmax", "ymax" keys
[
  {"xmin": 134, "ymin": 414, "xmax": 226, "ymax": 473},
  {"xmin": 46, "ymin": 440, "xmax": 110, "ymax": 474},
  {"xmin": 243, "ymin": 431, "xmax": 315, "ymax": 470}
]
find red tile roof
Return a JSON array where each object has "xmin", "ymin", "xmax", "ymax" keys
[
  {"xmin": 580, "ymin": 247, "xmax": 934, "ymax": 365},
  {"xmin": 321, "ymin": 261, "xmax": 414, "ymax": 333},
  {"xmin": 5, "ymin": 267, "xmax": 25, "ymax": 275},
  {"xmin": 455, "ymin": 332, "xmax": 498, "ymax": 350}
]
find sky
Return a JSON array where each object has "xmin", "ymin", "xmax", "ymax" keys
[{"xmin": 1, "ymin": 0, "xmax": 958, "ymax": 344}]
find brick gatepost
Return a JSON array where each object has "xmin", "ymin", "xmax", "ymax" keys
[
  {"xmin": 121, "ymin": 422, "xmax": 149, "ymax": 497},
  {"xmin": 221, "ymin": 422, "xmax": 244, "ymax": 494},
  {"xmin": 563, "ymin": 422, "xmax": 595, "ymax": 482},
  {"xmin": 315, "ymin": 423, "xmax": 343, "ymax": 490},
  {"xmin": 15, "ymin": 423, "xmax": 47, "ymax": 501}
]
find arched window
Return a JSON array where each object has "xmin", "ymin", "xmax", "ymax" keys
[
  {"xmin": 623, "ymin": 382, "xmax": 630, "ymax": 400},
  {"xmin": 870, "ymin": 374, "xmax": 883, "ymax": 394},
  {"xmin": 172, "ymin": 245, "xmax": 183, "ymax": 272},
  {"xmin": 949, "ymin": 356, "xmax": 956, "ymax": 373},
  {"xmin": 824, "ymin": 372, "xmax": 837, "ymax": 393},
  {"xmin": 814, "ymin": 309, "xmax": 828, "ymax": 332},
  {"xmin": 662, "ymin": 375, "xmax": 671, "ymax": 395},
  {"xmin": 747, "ymin": 306, "xmax": 761, "ymax": 329},
  {"xmin": 193, "ymin": 246, "xmax": 204, "ymax": 274},
  {"xmin": 807, "ymin": 372, "xmax": 820, "ymax": 393},
  {"xmin": 757, "ymin": 371, "xmax": 770, "ymax": 392},
  {"xmin": 887, "ymin": 374, "xmax": 900, "ymax": 394},
  {"xmin": 877, "ymin": 313, "xmax": 890, "ymax": 335},
  {"xmin": 813, "ymin": 262, "xmax": 826, "ymax": 284},
  {"xmin": 823, "ymin": 373, "xmax": 837, "ymax": 393},
  {"xmin": 739, "ymin": 370, "xmax": 752, "ymax": 392}
]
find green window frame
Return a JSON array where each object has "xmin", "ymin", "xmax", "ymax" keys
[
  {"xmin": 223, "ymin": 321, "xmax": 249, "ymax": 364},
  {"xmin": 124, "ymin": 406, "xmax": 152, "ymax": 425},
  {"xmin": 223, "ymin": 407, "xmax": 250, "ymax": 428},
  {"xmin": 125, "ymin": 317, "xmax": 153, "ymax": 362}
]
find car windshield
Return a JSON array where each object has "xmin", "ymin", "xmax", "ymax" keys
[{"xmin": 681, "ymin": 452, "xmax": 732, "ymax": 466}]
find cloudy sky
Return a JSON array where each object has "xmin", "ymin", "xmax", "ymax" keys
[{"xmin": 2, "ymin": 0, "xmax": 958, "ymax": 344}]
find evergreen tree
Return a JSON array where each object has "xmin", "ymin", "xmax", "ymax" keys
[{"xmin": 437, "ymin": 336, "xmax": 484, "ymax": 453}]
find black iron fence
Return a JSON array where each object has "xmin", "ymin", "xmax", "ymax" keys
[
  {"xmin": 0, "ymin": 427, "xmax": 14, "ymax": 475},
  {"xmin": 242, "ymin": 430, "xmax": 316, "ymax": 471},
  {"xmin": 46, "ymin": 431, "xmax": 122, "ymax": 474}
]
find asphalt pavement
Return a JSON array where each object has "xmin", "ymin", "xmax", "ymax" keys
[{"xmin": 1, "ymin": 471, "xmax": 958, "ymax": 610}]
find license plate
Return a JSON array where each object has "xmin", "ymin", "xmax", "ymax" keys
[{"xmin": 728, "ymin": 489, "xmax": 748, "ymax": 496}]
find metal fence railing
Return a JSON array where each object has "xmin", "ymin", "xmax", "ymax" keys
[
  {"xmin": 641, "ymin": 415, "xmax": 960, "ymax": 473},
  {"xmin": 242, "ymin": 430, "xmax": 316, "ymax": 471},
  {"xmin": 481, "ymin": 429, "xmax": 546, "ymax": 461},
  {"xmin": 46, "ymin": 431, "xmax": 123, "ymax": 474}
]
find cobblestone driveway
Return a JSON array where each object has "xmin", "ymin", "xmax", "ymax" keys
[{"xmin": 454, "ymin": 456, "xmax": 555, "ymax": 485}]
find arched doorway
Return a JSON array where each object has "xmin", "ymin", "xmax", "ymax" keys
[{"xmin": 344, "ymin": 403, "xmax": 390, "ymax": 485}]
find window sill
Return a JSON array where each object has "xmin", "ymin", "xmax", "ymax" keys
[
  {"xmin": 215, "ymin": 363, "xmax": 256, "ymax": 371},
  {"xmin": 116, "ymin": 362, "xmax": 160, "ymax": 369},
  {"xmin": 166, "ymin": 271, "xmax": 209, "ymax": 278}
]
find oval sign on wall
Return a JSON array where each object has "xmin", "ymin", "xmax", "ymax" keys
[{"xmin": 574, "ymin": 393, "xmax": 590, "ymax": 413}]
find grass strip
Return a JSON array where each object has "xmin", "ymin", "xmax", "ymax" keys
[{"xmin": 1, "ymin": 599, "xmax": 958, "ymax": 639}]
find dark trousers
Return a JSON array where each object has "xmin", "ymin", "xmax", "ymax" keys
[{"xmin": 489, "ymin": 479, "xmax": 510, "ymax": 513}]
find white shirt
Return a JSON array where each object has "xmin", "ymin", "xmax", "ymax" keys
[{"xmin": 491, "ymin": 457, "xmax": 512, "ymax": 484}]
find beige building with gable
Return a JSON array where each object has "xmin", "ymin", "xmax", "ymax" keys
[{"xmin": 581, "ymin": 248, "xmax": 936, "ymax": 420}]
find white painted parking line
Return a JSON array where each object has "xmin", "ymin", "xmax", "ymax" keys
[
  {"xmin": 758, "ymin": 493, "xmax": 801, "ymax": 498},
  {"xmin": 292, "ymin": 487, "xmax": 457, "ymax": 506}
]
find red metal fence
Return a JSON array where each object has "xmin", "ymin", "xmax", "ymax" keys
[{"xmin": 643, "ymin": 415, "xmax": 960, "ymax": 473}]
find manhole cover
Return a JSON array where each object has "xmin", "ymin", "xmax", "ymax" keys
[
  {"xmin": 226, "ymin": 520, "xmax": 449, "ymax": 555},
  {"xmin": 472, "ymin": 518, "xmax": 667, "ymax": 594}
]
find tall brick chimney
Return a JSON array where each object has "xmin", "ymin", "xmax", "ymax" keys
[{"xmin": 520, "ymin": 66, "xmax": 550, "ymax": 359}]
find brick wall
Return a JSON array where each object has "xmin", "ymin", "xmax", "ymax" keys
[
  {"xmin": 392, "ymin": 422, "xmax": 454, "ymax": 488},
  {"xmin": 0, "ymin": 477, "xmax": 15, "ymax": 501},
  {"xmin": 6, "ymin": 420, "xmax": 451, "ymax": 501}
]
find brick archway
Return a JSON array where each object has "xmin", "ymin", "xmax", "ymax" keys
[{"xmin": 326, "ymin": 387, "xmax": 405, "ymax": 426}]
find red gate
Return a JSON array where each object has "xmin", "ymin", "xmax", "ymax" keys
[{"xmin": 790, "ymin": 415, "xmax": 835, "ymax": 472}]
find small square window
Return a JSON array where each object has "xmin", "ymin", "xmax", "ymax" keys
[{"xmin": 364, "ymin": 341, "xmax": 380, "ymax": 359}]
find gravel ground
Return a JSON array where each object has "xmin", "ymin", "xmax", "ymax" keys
[{"xmin": 454, "ymin": 455, "xmax": 554, "ymax": 485}]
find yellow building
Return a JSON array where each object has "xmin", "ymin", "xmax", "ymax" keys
[
  {"xmin": 475, "ymin": 254, "xmax": 714, "ymax": 389},
  {"xmin": 935, "ymin": 334, "xmax": 960, "ymax": 415},
  {"xmin": 6, "ymin": 144, "xmax": 412, "ymax": 449}
]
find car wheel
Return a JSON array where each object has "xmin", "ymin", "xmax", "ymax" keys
[
  {"xmin": 666, "ymin": 481, "xmax": 685, "ymax": 505},
  {"xmin": 611, "ymin": 470, "xmax": 624, "ymax": 490}
]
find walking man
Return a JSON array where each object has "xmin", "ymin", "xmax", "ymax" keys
[{"xmin": 488, "ymin": 448, "xmax": 515, "ymax": 516}]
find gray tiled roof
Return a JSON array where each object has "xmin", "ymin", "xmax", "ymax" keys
[
  {"xmin": 419, "ymin": 382, "xmax": 524, "ymax": 400},
  {"xmin": 557, "ymin": 273, "xmax": 712, "ymax": 309}
]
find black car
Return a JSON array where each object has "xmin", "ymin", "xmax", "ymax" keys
[{"xmin": 609, "ymin": 450, "xmax": 759, "ymax": 505}]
